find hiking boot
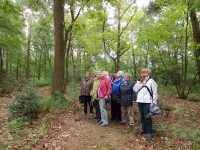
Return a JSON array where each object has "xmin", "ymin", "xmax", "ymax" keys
[{"xmin": 146, "ymin": 134, "xmax": 153, "ymax": 141}]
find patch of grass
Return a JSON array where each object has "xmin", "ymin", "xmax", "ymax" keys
[
  {"xmin": 33, "ymin": 78, "xmax": 51, "ymax": 87},
  {"xmin": 0, "ymin": 114, "xmax": 51, "ymax": 149},
  {"xmin": 188, "ymin": 93, "xmax": 200, "ymax": 102},
  {"xmin": 162, "ymin": 104, "xmax": 173, "ymax": 111},
  {"xmin": 173, "ymin": 104, "xmax": 181, "ymax": 115},
  {"xmin": 173, "ymin": 121, "xmax": 200, "ymax": 150},
  {"xmin": 39, "ymin": 92, "xmax": 72, "ymax": 113}
]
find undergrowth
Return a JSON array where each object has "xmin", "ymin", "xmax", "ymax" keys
[{"xmin": 0, "ymin": 83, "xmax": 77, "ymax": 149}]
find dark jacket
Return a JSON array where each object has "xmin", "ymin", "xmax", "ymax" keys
[{"xmin": 119, "ymin": 80, "xmax": 136, "ymax": 105}]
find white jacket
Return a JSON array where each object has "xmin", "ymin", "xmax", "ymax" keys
[{"xmin": 133, "ymin": 77, "xmax": 157, "ymax": 104}]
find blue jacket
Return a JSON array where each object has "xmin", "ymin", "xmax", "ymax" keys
[
  {"xmin": 119, "ymin": 80, "xmax": 136, "ymax": 105},
  {"xmin": 111, "ymin": 77, "xmax": 124, "ymax": 96}
]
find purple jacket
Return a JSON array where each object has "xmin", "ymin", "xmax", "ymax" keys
[{"xmin": 98, "ymin": 76, "xmax": 112, "ymax": 98}]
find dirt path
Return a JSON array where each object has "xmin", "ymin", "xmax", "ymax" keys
[
  {"xmin": 1, "ymin": 86, "xmax": 198, "ymax": 150},
  {"xmin": 0, "ymin": 96, "xmax": 10, "ymax": 137},
  {"xmin": 32, "ymin": 104, "xmax": 154, "ymax": 150}
]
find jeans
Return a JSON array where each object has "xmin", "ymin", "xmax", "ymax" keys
[
  {"xmin": 94, "ymin": 100, "xmax": 101, "ymax": 121},
  {"xmin": 99, "ymin": 98, "xmax": 108, "ymax": 125},
  {"xmin": 83, "ymin": 96, "xmax": 93, "ymax": 114},
  {"xmin": 138, "ymin": 103, "xmax": 153, "ymax": 135}
]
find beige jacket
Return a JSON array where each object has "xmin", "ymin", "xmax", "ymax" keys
[{"xmin": 80, "ymin": 77, "xmax": 93, "ymax": 96}]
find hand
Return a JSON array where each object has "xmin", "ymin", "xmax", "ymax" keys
[
  {"xmin": 132, "ymin": 101, "xmax": 136, "ymax": 104},
  {"xmin": 104, "ymin": 96, "xmax": 108, "ymax": 99},
  {"xmin": 140, "ymin": 81, "xmax": 146, "ymax": 86}
]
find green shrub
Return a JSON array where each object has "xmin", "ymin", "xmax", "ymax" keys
[
  {"xmin": 8, "ymin": 84, "xmax": 39, "ymax": 121},
  {"xmin": 188, "ymin": 93, "xmax": 200, "ymax": 102},
  {"xmin": 162, "ymin": 104, "xmax": 173, "ymax": 111},
  {"xmin": 39, "ymin": 92, "xmax": 71, "ymax": 113},
  {"xmin": 33, "ymin": 78, "xmax": 51, "ymax": 87}
]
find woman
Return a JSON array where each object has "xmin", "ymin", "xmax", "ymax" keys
[
  {"xmin": 90, "ymin": 71, "xmax": 101, "ymax": 122},
  {"xmin": 98, "ymin": 70, "xmax": 112, "ymax": 127},
  {"xmin": 119, "ymin": 73, "xmax": 136, "ymax": 126},
  {"xmin": 133, "ymin": 68, "xmax": 158, "ymax": 141},
  {"xmin": 111, "ymin": 71, "xmax": 124, "ymax": 122},
  {"xmin": 80, "ymin": 71, "xmax": 94, "ymax": 115}
]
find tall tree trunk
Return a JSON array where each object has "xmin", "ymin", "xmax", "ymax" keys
[
  {"xmin": 38, "ymin": 54, "xmax": 42, "ymax": 80},
  {"xmin": 52, "ymin": 0, "xmax": 65, "ymax": 94},
  {"xmin": 45, "ymin": 37, "xmax": 52, "ymax": 76},
  {"xmin": 71, "ymin": 48, "xmax": 76, "ymax": 82},
  {"xmin": 43, "ymin": 48, "xmax": 47, "ymax": 79},
  {"xmin": 116, "ymin": 0, "xmax": 121, "ymax": 72},
  {"xmin": 190, "ymin": 9, "xmax": 200, "ymax": 83},
  {"xmin": 131, "ymin": 45, "xmax": 137, "ymax": 81},
  {"xmin": 0, "ymin": 48, "xmax": 3, "ymax": 83},
  {"xmin": 116, "ymin": 55, "xmax": 120, "ymax": 72},
  {"xmin": 26, "ymin": 23, "xmax": 31, "ymax": 80},
  {"xmin": 64, "ymin": 31, "xmax": 72, "ymax": 89},
  {"xmin": 16, "ymin": 50, "xmax": 20, "ymax": 79},
  {"xmin": 6, "ymin": 52, "xmax": 8, "ymax": 79}
]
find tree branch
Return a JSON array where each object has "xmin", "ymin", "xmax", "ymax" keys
[{"xmin": 120, "ymin": 7, "xmax": 137, "ymax": 36}]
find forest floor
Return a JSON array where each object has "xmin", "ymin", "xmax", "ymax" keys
[{"xmin": 0, "ymin": 86, "xmax": 200, "ymax": 150}]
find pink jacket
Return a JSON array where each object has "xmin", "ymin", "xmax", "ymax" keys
[{"xmin": 98, "ymin": 76, "xmax": 112, "ymax": 98}]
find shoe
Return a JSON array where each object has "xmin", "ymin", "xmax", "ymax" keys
[
  {"xmin": 115, "ymin": 119, "xmax": 121, "ymax": 122},
  {"xmin": 146, "ymin": 134, "xmax": 153, "ymax": 141},
  {"xmin": 119, "ymin": 121, "xmax": 126, "ymax": 125},
  {"xmin": 101, "ymin": 123, "xmax": 108, "ymax": 127},
  {"xmin": 98, "ymin": 121, "xmax": 103, "ymax": 125},
  {"xmin": 129, "ymin": 123, "xmax": 134, "ymax": 126},
  {"xmin": 138, "ymin": 129, "xmax": 146, "ymax": 134}
]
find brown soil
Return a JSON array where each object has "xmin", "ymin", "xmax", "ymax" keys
[{"xmin": 0, "ymin": 86, "xmax": 199, "ymax": 150}]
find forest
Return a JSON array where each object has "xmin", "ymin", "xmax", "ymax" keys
[{"xmin": 0, "ymin": 0, "xmax": 200, "ymax": 149}]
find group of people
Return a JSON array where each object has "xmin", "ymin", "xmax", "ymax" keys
[{"xmin": 80, "ymin": 68, "xmax": 158, "ymax": 141}]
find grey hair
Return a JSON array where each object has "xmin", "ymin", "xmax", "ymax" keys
[
  {"xmin": 124, "ymin": 73, "xmax": 131, "ymax": 78},
  {"xmin": 103, "ymin": 70, "xmax": 109, "ymax": 76},
  {"xmin": 117, "ymin": 70, "xmax": 124, "ymax": 76}
]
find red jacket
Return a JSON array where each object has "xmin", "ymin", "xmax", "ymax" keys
[{"xmin": 98, "ymin": 76, "xmax": 112, "ymax": 98}]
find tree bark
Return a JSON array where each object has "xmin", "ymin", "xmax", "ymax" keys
[
  {"xmin": 38, "ymin": 54, "xmax": 42, "ymax": 80},
  {"xmin": 44, "ymin": 37, "xmax": 52, "ymax": 77},
  {"xmin": 64, "ymin": 31, "xmax": 72, "ymax": 89},
  {"xmin": 116, "ymin": 0, "xmax": 121, "ymax": 72},
  {"xmin": 131, "ymin": 44, "xmax": 137, "ymax": 81},
  {"xmin": 26, "ymin": 23, "xmax": 31, "ymax": 80},
  {"xmin": 189, "ymin": 9, "xmax": 200, "ymax": 83},
  {"xmin": 0, "ymin": 48, "xmax": 3, "ymax": 83},
  {"xmin": 52, "ymin": 0, "xmax": 65, "ymax": 94}
]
